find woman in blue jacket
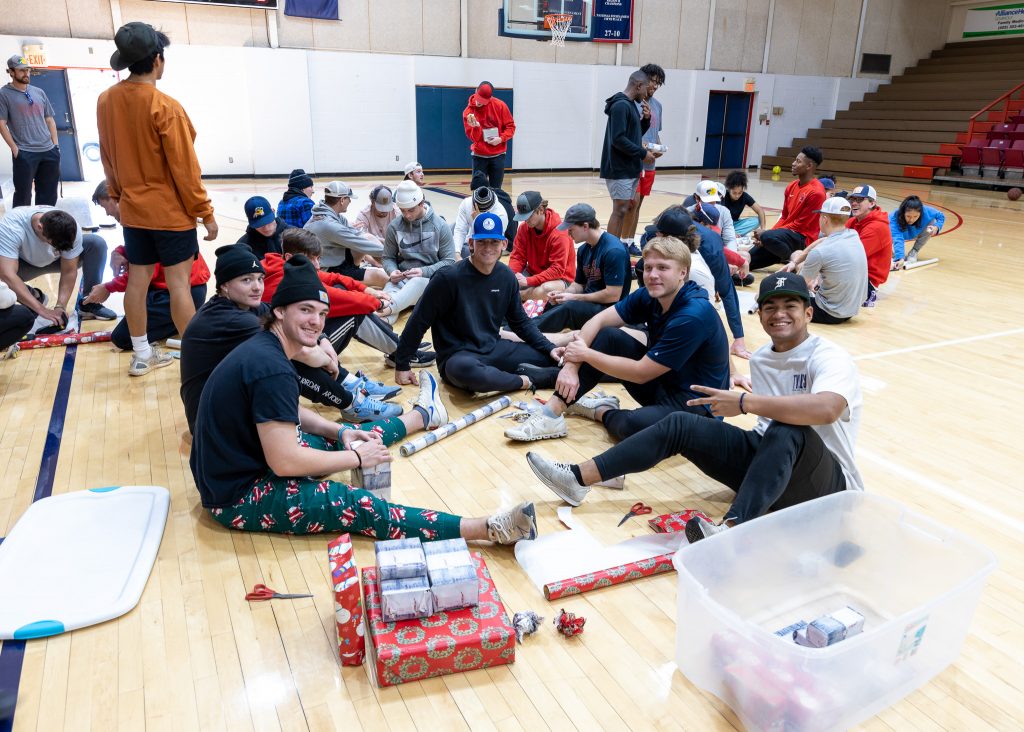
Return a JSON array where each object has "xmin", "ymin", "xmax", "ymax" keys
[{"xmin": 890, "ymin": 195, "xmax": 945, "ymax": 267}]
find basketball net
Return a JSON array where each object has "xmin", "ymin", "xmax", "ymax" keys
[{"xmin": 545, "ymin": 14, "xmax": 573, "ymax": 47}]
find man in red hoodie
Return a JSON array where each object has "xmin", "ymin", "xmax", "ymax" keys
[
  {"xmin": 508, "ymin": 191, "xmax": 577, "ymax": 302},
  {"xmin": 462, "ymin": 81, "xmax": 515, "ymax": 189},
  {"xmin": 750, "ymin": 147, "xmax": 826, "ymax": 271},
  {"xmin": 846, "ymin": 184, "xmax": 892, "ymax": 307}
]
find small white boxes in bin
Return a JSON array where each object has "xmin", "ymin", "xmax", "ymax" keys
[
  {"xmin": 349, "ymin": 462, "xmax": 391, "ymax": 502},
  {"xmin": 424, "ymin": 539, "xmax": 478, "ymax": 611}
]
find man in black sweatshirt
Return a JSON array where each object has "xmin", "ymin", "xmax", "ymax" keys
[
  {"xmin": 392, "ymin": 213, "xmax": 559, "ymax": 396},
  {"xmin": 601, "ymin": 70, "xmax": 657, "ymax": 238}
]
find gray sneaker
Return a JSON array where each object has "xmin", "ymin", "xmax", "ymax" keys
[
  {"xmin": 526, "ymin": 451, "xmax": 590, "ymax": 506},
  {"xmin": 486, "ymin": 502, "xmax": 538, "ymax": 544},
  {"xmin": 905, "ymin": 251, "xmax": 919, "ymax": 266},
  {"xmin": 504, "ymin": 411, "xmax": 567, "ymax": 442},
  {"xmin": 128, "ymin": 347, "xmax": 174, "ymax": 377},
  {"xmin": 564, "ymin": 391, "xmax": 620, "ymax": 421},
  {"xmin": 414, "ymin": 370, "xmax": 448, "ymax": 429},
  {"xmin": 684, "ymin": 515, "xmax": 730, "ymax": 544}
]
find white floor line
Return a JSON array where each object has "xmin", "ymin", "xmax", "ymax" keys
[
  {"xmin": 859, "ymin": 448, "xmax": 1024, "ymax": 536},
  {"xmin": 854, "ymin": 327, "xmax": 1024, "ymax": 361}
]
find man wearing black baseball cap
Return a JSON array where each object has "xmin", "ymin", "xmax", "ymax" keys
[
  {"xmin": 98, "ymin": 22, "xmax": 219, "ymax": 377},
  {"xmin": 507, "ymin": 191, "xmax": 576, "ymax": 302},
  {"xmin": 526, "ymin": 270, "xmax": 863, "ymax": 544}
]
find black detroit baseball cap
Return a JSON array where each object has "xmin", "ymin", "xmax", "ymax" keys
[{"xmin": 757, "ymin": 271, "xmax": 811, "ymax": 305}]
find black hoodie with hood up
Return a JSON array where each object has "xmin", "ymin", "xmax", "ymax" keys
[{"xmin": 600, "ymin": 91, "xmax": 650, "ymax": 180}]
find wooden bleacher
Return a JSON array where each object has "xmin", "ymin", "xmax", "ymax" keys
[{"xmin": 761, "ymin": 37, "xmax": 1024, "ymax": 184}]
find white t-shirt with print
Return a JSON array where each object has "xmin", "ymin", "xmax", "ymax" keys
[{"xmin": 750, "ymin": 333, "xmax": 864, "ymax": 491}]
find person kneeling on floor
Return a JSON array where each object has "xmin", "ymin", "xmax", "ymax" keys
[
  {"xmin": 190, "ymin": 254, "xmax": 537, "ymax": 544},
  {"xmin": 525, "ymin": 271, "xmax": 863, "ymax": 543},
  {"xmin": 505, "ymin": 235, "xmax": 730, "ymax": 443}
]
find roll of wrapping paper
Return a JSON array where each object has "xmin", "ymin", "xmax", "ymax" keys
[
  {"xmin": 542, "ymin": 553, "xmax": 677, "ymax": 600},
  {"xmin": 399, "ymin": 395, "xmax": 513, "ymax": 457},
  {"xmin": 18, "ymin": 331, "xmax": 112, "ymax": 350}
]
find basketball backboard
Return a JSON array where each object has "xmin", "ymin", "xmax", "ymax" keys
[{"xmin": 499, "ymin": 0, "xmax": 593, "ymax": 42}]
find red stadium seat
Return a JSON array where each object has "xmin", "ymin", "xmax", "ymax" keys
[
  {"xmin": 981, "ymin": 139, "xmax": 1011, "ymax": 175},
  {"xmin": 989, "ymin": 123, "xmax": 1015, "ymax": 140},
  {"xmin": 1006, "ymin": 140, "xmax": 1024, "ymax": 178},
  {"xmin": 1010, "ymin": 123, "xmax": 1024, "ymax": 141},
  {"xmin": 961, "ymin": 138, "xmax": 985, "ymax": 174}
]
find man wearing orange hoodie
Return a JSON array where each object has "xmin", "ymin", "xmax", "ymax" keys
[
  {"xmin": 508, "ymin": 191, "xmax": 577, "ymax": 302},
  {"xmin": 462, "ymin": 82, "xmax": 515, "ymax": 189},
  {"xmin": 846, "ymin": 184, "xmax": 892, "ymax": 308}
]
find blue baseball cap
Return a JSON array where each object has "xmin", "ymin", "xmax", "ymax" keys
[
  {"xmin": 244, "ymin": 196, "xmax": 275, "ymax": 228},
  {"xmin": 469, "ymin": 212, "xmax": 505, "ymax": 241}
]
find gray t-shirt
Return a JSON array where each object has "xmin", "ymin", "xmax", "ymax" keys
[
  {"xmin": 801, "ymin": 228, "xmax": 868, "ymax": 319},
  {"xmin": 641, "ymin": 96, "xmax": 662, "ymax": 172},
  {"xmin": 0, "ymin": 84, "xmax": 56, "ymax": 152},
  {"xmin": 0, "ymin": 206, "xmax": 83, "ymax": 267}
]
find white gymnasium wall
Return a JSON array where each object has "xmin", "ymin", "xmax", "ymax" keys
[{"xmin": 0, "ymin": 34, "xmax": 879, "ymax": 182}]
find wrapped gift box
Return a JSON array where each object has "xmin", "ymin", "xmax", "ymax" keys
[
  {"xmin": 349, "ymin": 462, "xmax": 391, "ymax": 502},
  {"xmin": 424, "ymin": 538, "xmax": 478, "ymax": 611},
  {"xmin": 380, "ymin": 575, "xmax": 433, "ymax": 622},
  {"xmin": 362, "ymin": 552, "xmax": 515, "ymax": 687},
  {"xmin": 375, "ymin": 537, "xmax": 427, "ymax": 580},
  {"xmin": 327, "ymin": 533, "xmax": 365, "ymax": 666}
]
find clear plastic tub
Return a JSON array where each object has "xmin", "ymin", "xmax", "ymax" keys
[{"xmin": 672, "ymin": 492, "xmax": 996, "ymax": 732}]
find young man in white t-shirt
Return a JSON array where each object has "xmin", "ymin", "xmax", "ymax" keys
[{"xmin": 525, "ymin": 271, "xmax": 863, "ymax": 543}]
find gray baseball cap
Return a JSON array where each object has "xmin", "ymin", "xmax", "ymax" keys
[
  {"xmin": 6, "ymin": 55, "xmax": 29, "ymax": 71},
  {"xmin": 556, "ymin": 202, "xmax": 597, "ymax": 231},
  {"xmin": 514, "ymin": 191, "xmax": 543, "ymax": 222}
]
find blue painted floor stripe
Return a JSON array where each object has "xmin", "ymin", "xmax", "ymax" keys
[{"xmin": 0, "ymin": 344, "xmax": 78, "ymax": 730}]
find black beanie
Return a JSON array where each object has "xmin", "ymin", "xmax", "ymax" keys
[
  {"xmin": 270, "ymin": 254, "xmax": 328, "ymax": 310},
  {"xmin": 473, "ymin": 186, "xmax": 495, "ymax": 210},
  {"xmin": 214, "ymin": 244, "xmax": 264, "ymax": 288},
  {"xmin": 288, "ymin": 168, "xmax": 314, "ymax": 190}
]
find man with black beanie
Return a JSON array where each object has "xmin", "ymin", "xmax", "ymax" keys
[
  {"xmin": 189, "ymin": 252, "xmax": 538, "ymax": 546},
  {"xmin": 277, "ymin": 168, "xmax": 315, "ymax": 228}
]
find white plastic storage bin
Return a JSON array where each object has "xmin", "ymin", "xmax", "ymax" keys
[{"xmin": 672, "ymin": 492, "xmax": 996, "ymax": 732}]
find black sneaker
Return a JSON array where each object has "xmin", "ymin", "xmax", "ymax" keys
[
  {"xmin": 627, "ymin": 242, "xmax": 643, "ymax": 257},
  {"xmin": 27, "ymin": 286, "xmax": 48, "ymax": 307},
  {"xmin": 385, "ymin": 350, "xmax": 436, "ymax": 369},
  {"xmin": 732, "ymin": 274, "xmax": 755, "ymax": 287},
  {"xmin": 79, "ymin": 302, "xmax": 117, "ymax": 321},
  {"xmin": 516, "ymin": 363, "xmax": 560, "ymax": 389},
  {"xmin": 684, "ymin": 515, "xmax": 730, "ymax": 544}
]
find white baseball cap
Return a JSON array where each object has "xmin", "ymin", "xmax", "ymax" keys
[
  {"xmin": 815, "ymin": 197, "xmax": 852, "ymax": 216},
  {"xmin": 848, "ymin": 184, "xmax": 877, "ymax": 200},
  {"xmin": 403, "ymin": 161, "xmax": 422, "ymax": 176},
  {"xmin": 695, "ymin": 180, "xmax": 722, "ymax": 203},
  {"xmin": 324, "ymin": 181, "xmax": 353, "ymax": 198}
]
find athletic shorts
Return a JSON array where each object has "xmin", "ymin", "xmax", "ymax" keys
[
  {"xmin": 605, "ymin": 177, "xmax": 639, "ymax": 201},
  {"xmin": 638, "ymin": 169, "xmax": 656, "ymax": 197},
  {"xmin": 123, "ymin": 227, "xmax": 199, "ymax": 267}
]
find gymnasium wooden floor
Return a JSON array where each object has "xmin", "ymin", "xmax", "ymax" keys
[{"xmin": 1, "ymin": 170, "xmax": 1021, "ymax": 731}]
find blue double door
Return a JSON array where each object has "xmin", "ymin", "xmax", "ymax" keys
[
  {"xmin": 703, "ymin": 91, "xmax": 752, "ymax": 170},
  {"xmin": 27, "ymin": 69, "xmax": 83, "ymax": 182},
  {"xmin": 415, "ymin": 86, "xmax": 514, "ymax": 171}
]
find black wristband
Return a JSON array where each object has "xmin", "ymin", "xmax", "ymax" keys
[{"xmin": 739, "ymin": 392, "xmax": 747, "ymax": 415}]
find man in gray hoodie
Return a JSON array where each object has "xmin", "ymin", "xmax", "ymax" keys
[
  {"xmin": 382, "ymin": 181, "xmax": 456, "ymax": 325},
  {"xmin": 304, "ymin": 181, "xmax": 388, "ymax": 287}
]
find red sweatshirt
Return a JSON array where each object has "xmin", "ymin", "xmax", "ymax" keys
[
  {"xmin": 260, "ymin": 253, "xmax": 379, "ymax": 317},
  {"xmin": 509, "ymin": 209, "xmax": 577, "ymax": 286},
  {"xmin": 774, "ymin": 178, "xmax": 826, "ymax": 246},
  {"xmin": 847, "ymin": 208, "xmax": 892, "ymax": 287},
  {"xmin": 462, "ymin": 94, "xmax": 516, "ymax": 157},
  {"xmin": 103, "ymin": 245, "xmax": 210, "ymax": 292}
]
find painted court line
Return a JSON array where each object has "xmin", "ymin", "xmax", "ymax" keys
[
  {"xmin": 860, "ymin": 448, "xmax": 1024, "ymax": 537},
  {"xmin": 854, "ymin": 327, "xmax": 1024, "ymax": 361},
  {"xmin": 0, "ymin": 345, "xmax": 78, "ymax": 731}
]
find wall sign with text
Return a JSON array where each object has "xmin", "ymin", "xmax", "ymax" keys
[{"xmin": 963, "ymin": 2, "xmax": 1024, "ymax": 37}]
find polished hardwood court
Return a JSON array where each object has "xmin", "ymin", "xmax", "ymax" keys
[{"xmin": 0, "ymin": 171, "xmax": 1021, "ymax": 731}]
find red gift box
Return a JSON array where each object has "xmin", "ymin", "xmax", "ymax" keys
[
  {"xmin": 648, "ymin": 508, "xmax": 711, "ymax": 534},
  {"xmin": 362, "ymin": 552, "xmax": 515, "ymax": 687},
  {"xmin": 328, "ymin": 533, "xmax": 365, "ymax": 666}
]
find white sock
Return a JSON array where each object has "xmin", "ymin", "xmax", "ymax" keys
[
  {"xmin": 342, "ymin": 373, "xmax": 359, "ymax": 389},
  {"xmin": 131, "ymin": 335, "xmax": 152, "ymax": 360}
]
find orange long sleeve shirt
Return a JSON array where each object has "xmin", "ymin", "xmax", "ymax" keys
[{"xmin": 96, "ymin": 81, "xmax": 213, "ymax": 231}]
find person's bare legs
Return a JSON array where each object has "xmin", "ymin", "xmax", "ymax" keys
[
  {"xmin": 162, "ymin": 258, "xmax": 198, "ymax": 337},
  {"xmin": 606, "ymin": 198, "xmax": 633, "ymax": 238},
  {"xmin": 620, "ymin": 191, "xmax": 645, "ymax": 241},
  {"xmin": 360, "ymin": 267, "xmax": 388, "ymax": 288},
  {"xmin": 124, "ymin": 263, "xmax": 157, "ymax": 340},
  {"xmin": 520, "ymin": 280, "xmax": 566, "ymax": 302}
]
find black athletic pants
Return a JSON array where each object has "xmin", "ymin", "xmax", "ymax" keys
[
  {"xmin": 12, "ymin": 146, "xmax": 60, "ymax": 207},
  {"xmin": 0, "ymin": 304, "xmax": 35, "ymax": 348},
  {"xmin": 810, "ymin": 298, "xmax": 850, "ymax": 325},
  {"xmin": 532, "ymin": 300, "xmax": 606, "ymax": 333},
  {"xmin": 471, "ymin": 153, "xmax": 506, "ymax": 190},
  {"xmin": 749, "ymin": 228, "xmax": 806, "ymax": 270},
  {"xmin": 565, "ymin": 327, "xmax": 710, "ymax": 440},
  {"xmin": 294, "ymin": 362, "xmax": 353, "ymax": 412},
  {"xmin": 111, "ymin": 285, "xmax": 207, "ymax": 350},
  {"xmin": 592, "ymin": 411, "xmax": 847, "ymax": 523},
  {"xmin": 441, "ymin": 339, "xmax": 551, "ymax": 393}
]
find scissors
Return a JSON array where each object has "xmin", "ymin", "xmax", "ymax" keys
[
  {"xmin": 245, "ymin": 583, "xmax": 314, "ymax": 601},
  {"xmin": 617, "ymin": 502, "xmax": 653, "ymax": 527}
]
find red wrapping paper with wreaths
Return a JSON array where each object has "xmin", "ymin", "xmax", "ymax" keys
[
  {"xmin": 362, "ymin": 552, "xmax": 515, "ymax": 687},
  {"xmin": 328, "ymin": 533, "xmax": 365, "ymax": 666},
  {"xmin": 543, "ymin": 553, "xmax": 677, "ymax": 600}
]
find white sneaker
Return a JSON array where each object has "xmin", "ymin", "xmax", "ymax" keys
[
  {"xmin": 504, "ymin": 411, "xmax": 567, "ymax": 442},
  {"xmin": 415, "ymin": 370, "xmax": 448, "ymax": 429},
  {"xmin": 525, "ymin": 451, "xmax": 590, "ymax": 506},
  {"xmin": 564, "ymin": 391, "xmax": 620, "ymax": 421},
  {"xmin": 486, "ymin": 502, "xmax": 538, "ymax": 544},
  {"xmin": 1, "ymin": 344, "xmax": 19, "ymax": 361},
  {"xmin": 128, "ymin": 347, "xmax": 174, "ymax": 377}
]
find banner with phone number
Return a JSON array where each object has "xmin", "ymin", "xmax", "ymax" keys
[{"xmin": 591, "ymin": 0, "xmax": 634, "ymax": 43}]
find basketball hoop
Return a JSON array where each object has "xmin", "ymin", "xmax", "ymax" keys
[{"xmin": 544, "ymin": 13, "xmax": 573, "ymax": 47}]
